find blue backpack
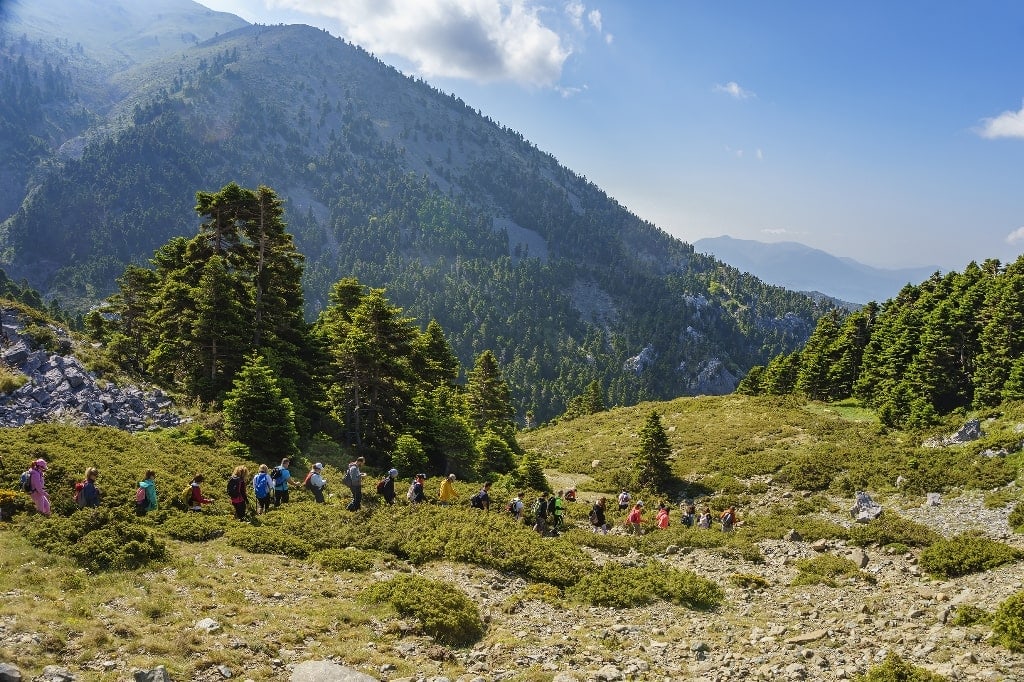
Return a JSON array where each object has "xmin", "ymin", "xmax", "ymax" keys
[
  {"xmin": 20, "ymin": 470, "xmax": 33, "ymax": 494},
  {"xmin": 253, "ymin": 473, "xmax": 271, "ymax": 498}
]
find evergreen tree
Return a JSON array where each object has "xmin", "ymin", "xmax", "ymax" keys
[
  {"xmin": 735, "ymin": 365, "xmax": 765, "ymax": 395},
  {"xmin": 974, "ymin": 260, "xmax": 1024, "ymax": 407},
  {"xmin": 477, "ymin": 430, "xmax": 516, "ymax": 478},
  {"xmin": 760, "ymin": 351, "xmax": 801, "ymax": 395},
  {"xmin": 517, "ymin": 449, "xmax": 549, "ymax": 492},
  {"xmin": 222, "ymin": 353, "xmax": 299, "ymax": 460},
  {"xmin": 466, "ymin": 350, "xmax": 518, "ymax": 451},
  {"xmin": 411, "ymin": 319, "xmax": 460, "ymax": 389},
  {"xmin": 392, "ymin": 434, "xmax": 429, "ymax": 477},
  {"xmin": 796, "ymin": 309, "xmax": 842, "ymax": 400},
  {"xmin": 634, "ymin": 411, "xmax": 673, "ymax": 492},
  {"xmin": 189, "ymin": 255, "xmax": 251, "ymax": 400}
]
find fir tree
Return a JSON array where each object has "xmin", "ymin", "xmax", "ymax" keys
[
  {"xmin": 222, "ymin": 353, "xmax": 299, "ymax": 460},
  {"xmin": 634, "ymin": 411, "xmax": 673, "ymax": 492}
]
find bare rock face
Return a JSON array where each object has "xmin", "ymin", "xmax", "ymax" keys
[
  {"xmin": 0, "ymin": 314, "xmax": 181, "ymax": 431},
  {"xmin": 290, "ymin": 661, "xmax": 379, "ymax": 682}
]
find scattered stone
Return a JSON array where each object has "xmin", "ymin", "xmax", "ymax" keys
[
  {"xmin": 811, "ymin": 539, "xmax": 828, "ymax": 552},
  {"xmin": 290, "ymin": 661, "xmax": 379, "ymax": 682},
  {"xmin": 36, "ymin": 667, "xmax": 75, "ymax": 682},
  {"xmin": 552, "ymin": 674, "xmax": 582, "ymax": 682},
  {"xmin": 218, "ymin": 664, "xmax": 233, "ymax": 678},
  {"xmin": 133, "ymin": 666, "xmax": 171, "ymax": 682},
  {"xmin": 195, "ymin": 618, "xmax": 221, "ymax": 633},
  {"xmin": 850, "ymin": 491, "xmax": 882, "ymax": 523},
  {"xmin": 925, "ymin": 493, "xmax": 942, "ymax": 507},
  {"xmin": 784, "ymin": 629, "xmax": 828, "ymax": 645},
  {"xmin": 850, "ymin": 549, "xmax": 870, "ymax": 569},
  {"xmin": 593, "ymin": 665, "xmax": 622, "ymax": 681},
  {"xmin": 0, "ymin": 662, "xmax": 22, "ymax": 682},
  {"xmin": 784, "ymin": 529, "xmax": 803, "ymax": 542}
]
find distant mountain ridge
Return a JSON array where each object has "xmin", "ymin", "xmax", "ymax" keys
[
  {"xmin": 694, "ymin": 236, "xmax": 940, "ymax": 305},
  {"xmin": 0, "ymin": 0, "xmax": 828, "ymax": 420}
]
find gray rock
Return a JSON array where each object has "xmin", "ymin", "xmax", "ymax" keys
[
  {"xmin": 784, "ymin": 529, "xmax": 803, "ymax": 542},
  {"xmin": 37, "ymin": 667, "xmax": 75, "ymax": 682},
  {"xmin": 290, "ymin": 661, "xmax": 379, "ymax": 682},
  {"xmin": 194, "ymin": 617, "xmax": 221, "ymax": 633},
  {"xmin": 593, "ymin": 665, "xmax": 622, "ymax": 681},
  {"xmin": 0, "ymin": 662, "xmax": 22, "ymax": 682},
  {"xmin": 133, "ymin": 667, "xmax": 171, "ymax": 682},
  {"xmin": 850, "ymin": 549, "xmax": 870, "ymax": 569},
  {"xmin": 784, "ymin": 629, "xmax": 828, "ymax": 645},
  {"xmin": 850, "ymin": 491, "xmax": 882, "ymax": 522}
]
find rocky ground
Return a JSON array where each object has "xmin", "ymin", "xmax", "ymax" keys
[{"xmin": 2, "ymin": 491, "xmax": 1021, "ymax": 682}]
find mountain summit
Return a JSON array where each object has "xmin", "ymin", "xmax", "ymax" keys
[{"xmin": 0, "ymin": 0, "xmax": 827, "ymax": 420}]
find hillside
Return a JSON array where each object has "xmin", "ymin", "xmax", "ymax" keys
[
  {"xmin": 0, "ymin": 0, "xmax": 827, "ymax": 421},
  {"xmin": 694, "ymin": 236, "xmax": 939, "ymax": 306},
  {"xmin": 2, "ymin": 395, "xmax": 1024, "ymax": 680}
]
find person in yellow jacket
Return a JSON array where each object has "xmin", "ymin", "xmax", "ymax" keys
[{"xmin": 438, "ymin": 474, "xmax": 458, "ymax": 505}]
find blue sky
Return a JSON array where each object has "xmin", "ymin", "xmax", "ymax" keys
[{"xmin": 198, "ymin": 0, "xmax": 1024, "ymax": 271}]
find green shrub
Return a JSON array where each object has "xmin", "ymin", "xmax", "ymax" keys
[
  {"xmin": 857, "ymin": 652, "xmax": 947, "ymax": 681},
  {"xmin": 729, "ymin": 573, "xmax": 770, "ymax": 589},
  {"xmin": 776, "ymin": 454, "xmax": 839, "ymax": 491},
  {"xmin": 992, "ymin": 591, "xmax": 1024, "ymax": 652},
  {"xmin": 225, "ymin": 525, "xmax": 313, "ymax": 559},
  {"xmin": 1009, "ymin": 502, "xmax": 1024, "ymax": 532},
  {"xmin": 366, "ymin": 574, "xmax": 483, "ymax": 646},
  {"xmin": 847, "ymin": 514, "xmax": 940, "ymax": 548},
  {"xmin": 309, "ymin": 548, "xmax": 382, "ymax": 573},
  {"xmin": 23, "ymin": 508, "xmax": 166, "ymax": 572},
  {"xmin": 950, "ymin": 604, "xmax": 990, "ymax": 627},
  {"xmin": 791, "ymin": 554, "xmax": 866, "ymax": 587},
  {"xmin": 919, "ymin": 533, "xmax": 1022, "ymax": 579},
  {"xmin": 162, "ymin": 513, "xmax": 229, "ymax": 542},
  {"xmin": 566, "ymin": 562, "xmax": 723, "ymax": 610}
]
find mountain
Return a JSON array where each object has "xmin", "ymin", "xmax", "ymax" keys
[
  {"xmin": 0, "ymin": 0, "xmax": 828, "ymax": 421},
  {"xmin": 694, "ymin": 236, "xmax": 940, "ymax": 306}
]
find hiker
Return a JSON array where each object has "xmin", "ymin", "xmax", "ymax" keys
[
  {"xmin": 438, "ymin": 474, "xmax": 458, "ymax": 505},
  {"xmin": 306, "ymin": 463, "xmax": 326, "ymax": 504},
  {"xmin": 272, "ymin": 457, "xmax": 292, "ymax": 507},
  {"xmin": 564, "ymin": 487, "xmax": 577, "ymax": 502},
  {"xmin": 656, "ymin": 503, "xmax": 670, "ymax": 529},
  {"xmin": 697, "ymin": 505, "xmax": 712, "ymax": 529},
  {"xmin": 680, "ymin": 499, "xmax": 696, "ymax": 527},
  {"xmin": 227, "ymin": 466, "xmax": 249, "ymax": 520},
  {"xmin": 377, "ymin": 468, "xmax": 398, "ymax": 505},
  {"xmin": 136, "ymin": 470, "xmax": 158, "ymax": 515},
  {"xmin": 589, "ymin": 497, "xmax": 608, "ymax": 534},
  {"xmin": 252, "ymin": 464, "xmax": 273, "ymax": 515},
  {"xmin": 77, "ymin": 467, "xmax": 100, "ymax": 508},
  {"xmin": 626, "ymin": 501, "xmax": 645, "ymax": 535},
  {"xmin": 550, "ymin": 490, "xmax": 565, "ymax": 530},
  {"xmin": 720, "ymin": 505, "xmax": 736, "ymax": 532},
  {"xmin": 407, "ymin": 473, "xmax": 426, "ymax": 504},
  {"xmin": 470, "ymin": 482, "xmax": 492, "ymax": 511},
  {"xmin": 345, "ymin": 456, "xmax": 366, "ymax": 511},
  {"xmin": 27, "ymin": 458, "xmax": 50, "ymax": 516},
  {"xmin": 617, "ymin": 489, "xmax": 631, "ymax": 511},
  {"xmin": 532, "ymin": 492, "xmax": 549, "ymax": 535},
  {"xmin": 507, "ymin": 490, "xmax": 525, "ymax": 520},
  {"xmin": 187, "ymin": 474, "xmax": 215, "ymax": 511}
]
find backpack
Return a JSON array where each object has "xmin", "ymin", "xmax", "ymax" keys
[
  {"xmin": 375, "ymin": 476, "xmax": 388, "ymax": 494},
  {"xmin": 135, "ymin": 485, "xmax": 147, "ymax": 507},
  {"xmin": 303, "ymin": 471, "xmax": 315, "ymax": 490},
  {"xmin": 505, "ymin": 499, "xmax": 517, "ymax": 515},
  {"xmin": 270, "ymin": 466, "xmax": 282, "ymax": 480},
  {"xmin": 470, "ymin": 490, "xmax": 485, "ymax": 508},
  {"xmin": 533, "ymin": 498, "xmax": 546, "ymax": 518},
  {"xmin": 73, "ymin": 482, "xmax": 85, "ymax": 508},
  {"xmin": 589, "ymin": 508, "xmax": 599, "ymax": 525},
  {"xmin": 179, "ymin": 485, "xmax": 193, "ymax": 508},
  {"xmin": 227, "ymin": 477, "xmax": 242, "ymax": 499},
  {"xmin": 721, "ymin": 511, "xmax": 734, "ymax": 528},
  {"xmin": 20, "ymin": 470, "xmax": 33, "ymax": 494},
  {"xmin": 253, "ymin": 473, "xmax": 271, "ymax": 498}
]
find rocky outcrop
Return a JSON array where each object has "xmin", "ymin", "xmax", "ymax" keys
[
  {"xmin": 0, "ymin": 315, "xmax": 181, "ymax": 431},
  {"xmin": 922, "ymin": 418, "xmax": 983, "ymax": 447}
]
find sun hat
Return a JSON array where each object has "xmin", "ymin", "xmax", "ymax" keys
[
  {"xmin": 313, "ymin": 462, "xmax": 323, "ymax": 470},
  {"xmin": 33, "ymin": 458, "xmax": 47, "ymax": 470},
  {"xmin": 388, "ymin": 468, "xmax": 398, "ymax": 477},
  {"xmin": 448, "ymin": 473, "xmax": 456, "ymax": 480}
]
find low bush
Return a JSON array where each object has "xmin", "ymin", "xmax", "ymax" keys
[
  {"xmin": 950, "ymin": 604, "xmax": 990, "ymax": 627},
  {"xmin": 1009, "ymin": 502, "xmax": 1024, "ymax": 533},
  {"xmin": 857, "ymin": 652, "xmax": 947, "ymax": 681},
  {"xmin": 309, "ymin": 547, "xmax": 383, "ymax": 573},
  {"xmin": 919, "ymin": 533, "xmax": 1022, "ymax": 579},
  {"xmin": 847, "ymin": 514, "xmax": 940, "ymax": 548},
  {"xmin": 566, "ymin": 561, "xmax": 723, "ymax": 611},
  {"xmin": 161, "ymin": 513, "xmax": 229, "ymax": 542},
  {"xmin": 366, "ymin": 574, "xmax": 484, "ymax": 647},
  {"xmin": 225, "ymin": 525, "xmax": 313, "ymax": 559},
  {"xmin": 791, "ymin": 554, "xmax": 866, "ymax": 587},
  {"xmin": 729, "ymin": 573, "xmax": 770, "ymax": 590},
  {"xmin": 22, "ymin": 508, "xmax": 166, "ymax": 572},
  {"xmin": 992, "ymin": 590, "xmax": 1024, "ymax": 652}
]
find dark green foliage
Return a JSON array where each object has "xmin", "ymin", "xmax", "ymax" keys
[
  {"xmin": 23, "ymin": 508, "xmax": 166, "ymax": 572},
  {"xmin": 366, "ymin": 573, "xmax": 484, "ymax": 647},
  {"xmin": 633, "ymin": 411, "xmax": 673, "ymax": 492},
  {"xmin": 847, "ymin": 515, "xmax": 940, "ymax": 548},
  {"xmin": 565, "ymin": 562, "xmax": 723, "ymax": 611},
  {"xmin": 222, "ymin": 353, "xmax": 300, "ymax": 460},
  {"xmin": 161, "ymin": 513, "xmax": 229, "ymax": 542},
  {"xmin": 465, "ymin": 350, "xmax": 518, "ymax": 452},
  {"xmin": 225, "ymin": 524, "xmax": 313, "ymax": 559},
  {"xmin": 791, "ymin": 554, "xmax": 867, "ymax": 587},
  {"xmin": 992, "ymin": 590, "xmax": 1024, "ymax": 652},
  {"xmin": 517, "ymin": 450, "xmax": 549, "ymax": 492},
  {"xmin": 1010, "ymin": 501, "xmax": 1024, "ymax": 532},
  {"xmin": 309, "ymin": 548, "xmax": 383, "ymax": 573},
  {"xmin": 857, "ymin": 652, "xmax": 947, "ymax": 681},
  {"xmin": 391, "ymin": 434, "xmax": 429, "ymax": 476},
  {"xmin": 562, "ymin": 380, "xmax": 607, "ymax": 420},
  {"xmin": 918, "ymin": 533, "xmax": 1022, "ymax": 578},
  {"xmin": 950, "ymin": 604, "xmax": 990, "ymax": 627}
]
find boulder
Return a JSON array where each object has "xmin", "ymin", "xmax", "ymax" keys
[
  {"xmin": 290, "ymin": 661, "xmax": 379, "ymax": 682},
  {"xmin": 133, "ymin": 667, "xmax": 171, "ymax": 682},
  {"xmin": 0, "ymin": 662, "xmax": 23, "ymax": 682},
  {"xmin": 850, "ymin": 491, "xmax": 882, "ymax": 523}
]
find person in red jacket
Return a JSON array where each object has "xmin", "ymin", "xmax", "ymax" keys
[
  {"xmin": 188, "ymin": 474, "xmax": 215, "ymax": 511},
  {"xmin": 626, "ymin": 501, "xmax": 645, "ymax": 535}
]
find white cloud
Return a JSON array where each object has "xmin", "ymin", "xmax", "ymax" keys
[
  {"xmin": 587, "ymin": 8, "xmax": 602, "ymax": 31},
  {"xmin": 269, "ymin": 0, "xmax": 571, "ymax": 87},
  {"xmin": 1006, "ymin": 226, "xmax": 1024, "ymax": 244},
  {"xmin": 713, "ymin": 81, "xmax": 756, "ymax": 100},
  {"xmin": 761, "ymin": 228, "xmax": 790, "ymax": 235},
  {"xmin": 978, "ymin": 101, "xmax": 1024, "ymax": 139},
  {"xmin": 566, "ymin": 1, "xmax": 585, "ymax": 29}
]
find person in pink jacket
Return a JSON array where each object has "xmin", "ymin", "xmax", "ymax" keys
[
  {"xmin": 626, "ymin": 500, "xmax": 645, "ymax": 535},
  {"xmin": 656, "ymin": 503, "xmax": 670, "ymax": 529},
  {"xmin": 29, "ymin": 458, "xmax": 50, "ymax": 516}
]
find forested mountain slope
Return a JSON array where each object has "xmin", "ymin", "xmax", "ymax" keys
[{"xmin": 0, "ymin": 0, "xmax": 826, "ymax": 421}]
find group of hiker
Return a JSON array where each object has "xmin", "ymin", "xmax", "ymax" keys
[{"xmin": 17, "ymin": 457, "xmax": 743, "ymax": 535}]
